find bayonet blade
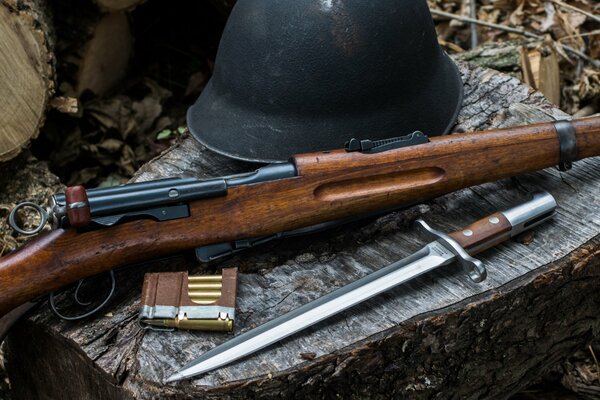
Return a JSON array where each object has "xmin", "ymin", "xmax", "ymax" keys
[{"xmin": 166, "ymin": 240, "xmax": 456, "ymax": 382}]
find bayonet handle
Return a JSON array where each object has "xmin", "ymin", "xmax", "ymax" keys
[
  {"xmin": 449, "ymin": 192, "xmax": 557, "ymax": 255},
  {"xmin": 449, "ymin": 212, "xmax": 512, "ymax": 255}
]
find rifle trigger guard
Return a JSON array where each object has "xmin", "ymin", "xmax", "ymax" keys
[
  {"xmin": 48, "ymin": 270, "xmax": 116, "ymax": 321},
  {"xmin": 8, "ymin": 202, "xmax": 48, "ymax": 236}
]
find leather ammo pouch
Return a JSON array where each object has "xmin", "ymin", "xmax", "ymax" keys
[{"xmin": 138, "ymin": 268, "xmax": 238, "ymax": 332}]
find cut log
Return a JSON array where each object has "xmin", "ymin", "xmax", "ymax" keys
[
  {"xmin": 4, "ymin": 61, "xmax": 600, "ymax": 399},
  {"xmin": 77, "ymin": 12, "xmax": 133, "ymax": 97},
  {"xmin": 0, "ymin": 0, "xmax": 54, "ymax": 161},
  {"xmin": 53, "ymin": 2, "xmax": 133, "ymax": 97}
]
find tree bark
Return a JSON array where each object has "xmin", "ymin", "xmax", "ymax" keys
[
  {"xmin": 0, "ymin": 0, "xmax": 55, "ymax": 161},
  {"xmin": 4, "ymin": 61, "xmax": 600, "ymax": 399}
]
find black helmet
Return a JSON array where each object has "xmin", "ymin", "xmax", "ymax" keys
[{"xmin": 188, "ymin": 0, "xmax": 463, "ymax": 163}]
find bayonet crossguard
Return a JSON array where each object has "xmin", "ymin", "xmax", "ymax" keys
[
  {"xmin": 166, "ymin": 192, "xmax": 557, "ymax": 383},
  {"xmin": 416, "ymin": 219, "xmax": 486, "ymax": 283}
]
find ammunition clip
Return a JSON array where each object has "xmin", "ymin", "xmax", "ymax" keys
[{"xmin": 138, "ymin": 268, "xmax": 238, "ymax": 332}]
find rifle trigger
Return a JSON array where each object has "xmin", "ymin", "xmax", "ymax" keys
[{"xmin": 345, "ymin": 131, "xmax": 429, "ymax": 154}]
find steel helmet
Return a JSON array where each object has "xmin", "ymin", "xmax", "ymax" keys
[{"xmin": 188, "ymin": 0, "xmax": 463, "ymax": 163}]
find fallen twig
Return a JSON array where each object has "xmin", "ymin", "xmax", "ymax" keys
[
  {"xmin": 559, "ymin": 29, "xmax": 600, "ymax": 41},
  {"xmin": 549, "ymin": 0, "xmax": 600, "ymax": 24},
  {"xmin": 469, "ymin": 0, "xmax": 478, "ymax": 49},
  {"xmin": 430, "ymin": 8, "xmax": 600, "ymax": 68}
]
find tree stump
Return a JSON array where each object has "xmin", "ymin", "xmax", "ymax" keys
[
  {"xmin": 5, "ymin": 61, "xmax": 600, "ymax": 399},
  {"xmin": 0, "ymin": 0, "xmax": 55, "ymax": 161}
]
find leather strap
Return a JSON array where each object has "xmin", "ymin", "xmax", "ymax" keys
[{"xmin": 553, "ymin": 120, "xmax": 577, "ymax": 171}]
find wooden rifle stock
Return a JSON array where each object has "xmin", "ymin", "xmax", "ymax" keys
[{"xmin": 0, "ymin": 117, "xmax": 599, "ymax": 318}]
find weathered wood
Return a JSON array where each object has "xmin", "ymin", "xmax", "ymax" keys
[
  {"xmin": 53, "ymin": 1, "xmax": 133, "ymax": 97},
  {"xmin": 453, "ymin": 41, "xmax": 526, "ymax": 76},
  {"xmin": 561, "ymin": 345, "xmax": 600, "ymax": 400},
  {"xmin": 4, "ymin": 61, "xmax": 600, "ymax": 399},
  {"xmin": 0, "ymin": 0, "xmax": 55, "ymax": 161}
]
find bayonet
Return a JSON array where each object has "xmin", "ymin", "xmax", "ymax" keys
[{"xmin": 166, "ymin": 192, "xmax": 557, "ymax": 382}]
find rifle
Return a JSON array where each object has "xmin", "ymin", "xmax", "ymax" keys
[{"xmin": 1, "ymin": 117, "xmax": 599, "ymax": 323}]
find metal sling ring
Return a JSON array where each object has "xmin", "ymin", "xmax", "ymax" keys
[
  {"xmin": 8, "ymin": 202, "xmax": 48, "ymax": 236},
  {"xmin": 48, "ymin": 270, "xmax": 116, "ymax": 321}
]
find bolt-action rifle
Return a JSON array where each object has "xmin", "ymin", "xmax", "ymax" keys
[{"xmin": 1, "ymin": 117, "xmax": 599, "ymax": 325}]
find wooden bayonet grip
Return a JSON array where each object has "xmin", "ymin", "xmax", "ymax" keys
[
  {"xmin": 449, "ymin": 212, "xmax": 512, "ymax": 255},
  {"xmin": 449, "ymin": 192, "xmax": 558, "ymax": 256}
]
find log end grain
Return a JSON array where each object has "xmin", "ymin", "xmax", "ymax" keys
[{"xmin": 0, "ymin": 0, "xmax": 55, "ymax": 161}]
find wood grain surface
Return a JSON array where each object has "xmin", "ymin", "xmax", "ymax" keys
[
  {"xmin": 4, "ymin": 61, "xmax": 600, "ymax": 400},
  {"xmin": 0, "ymin": 0, "xmax": 55, "ymax": 161}
]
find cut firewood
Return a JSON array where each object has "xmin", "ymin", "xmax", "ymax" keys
[
  {"xmin": 54, "ymin": 2, "xmax": 133, "ymax": 97},
  {"xmin": 77, "ymin": 12, "xmax": 133, "ymax": 97},
  {"xmin": 520, "ymin": 42, "xmax": 561, "ymax": 106},
  {"xmin": 520, "ymin": 45, "xmax": 537, "ymax": 88},
  {"xmin": 0, "ymin": 0, "xmax": 55, "ymax": 162},
  {"xmin": 538, "ymin": 45, "xmax": 561, "ymax": 106}
]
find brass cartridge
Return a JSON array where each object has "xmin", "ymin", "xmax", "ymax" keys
[{"xmin": 138, "ymin": 268, "xmax": 238, "ymax": 332}]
